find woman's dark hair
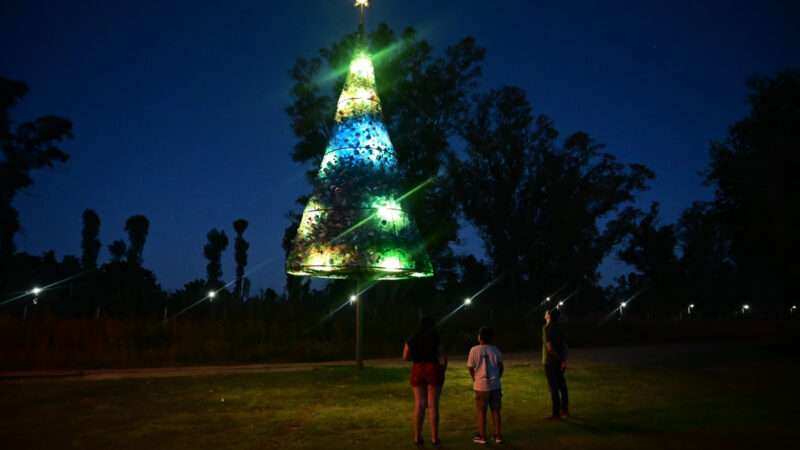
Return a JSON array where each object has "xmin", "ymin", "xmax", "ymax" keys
[
  {"xmin": 408, "ymin": 316, "xmax": 440, "ymax": 362},
  {"xmin": 417, "ymin": 316, "xmax": 436, "ymax": 335},
  {"xmin": 548, "ymin": 308, "xmax": 561, "ymax": 322},
  {"xmin": 478, "ymin": 326, "xmax": 495, "ymax": 344}
]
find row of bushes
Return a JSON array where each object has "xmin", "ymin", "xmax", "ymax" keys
[{"xmin": 1, "ymin": 314, "xmax": 797, "ymax": 370}]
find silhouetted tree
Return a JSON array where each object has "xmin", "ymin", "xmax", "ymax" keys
[
  {"xmin": 677, "ymin": 201, "xmax": 737, "ymax": 315},
  {"xmin": 97, "ymin": 259, "xmax": 165, "ymax": 319},
  {"xmin": 617, "ymin": 203, "xmax": 681, "ymax": 318},
  {"xmin": 282, "ymin": 210, "xmax": 310, "ymax": 302},
  {"xmin": 705, "ymin": 70, "xmax": 796, "ymax": 310},
  {"xmin": 204, "ymin": 229, "xmax": 229, "ymax": 286},
  {"xmin": 81, "ymin": 209, "xmax": 101, "ymax": 269},
  {"xmin": 233, "ymin": 218, "xmax": 250, "ymax": 301},
  {"xmin": 169, "ymin": 278, "xmax": 210, "ymax": 318},
  {"xmin": 242, "ymin": 277, "xmax": 252, "ymax": 300},
  {"xmin": 124, "ymin": 215, "xmax": 149, "ymax": 266},
  {"xmin": 454, "ymin": 86, "xmax": 654, "ymax": 305},
  {"xmin": 108, "ymin": 240, "xmax": 127, "ymax": 262},
  {"xmin": 0, "ymin": 76, "xmax": 71, "ymax": 260},
  {"xmin": 440, "ymin": 254, "xmax": 491, "ymax": 304}
]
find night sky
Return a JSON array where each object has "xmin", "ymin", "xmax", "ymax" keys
[{"xmin": 2, "ymin": 1, "xmax": 797, "ymax": 293}]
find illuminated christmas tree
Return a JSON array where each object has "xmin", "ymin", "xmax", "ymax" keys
[{"xmin": 286, "ymin": 49, "xmax": 434, "ymax": 280}]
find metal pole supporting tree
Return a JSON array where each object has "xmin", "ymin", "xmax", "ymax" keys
[{"xmin": 355, "ymin": 280, "xmax": 363, "ymax": 369}]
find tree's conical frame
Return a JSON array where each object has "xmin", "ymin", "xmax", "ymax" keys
[{"xmin": 286, "ymin": 51, "xmax": 434, "ymax": 280}]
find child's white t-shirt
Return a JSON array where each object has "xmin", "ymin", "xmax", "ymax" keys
[{"xmin": 467, "ymin": 344, "xmax": 502, "ymax": 391}]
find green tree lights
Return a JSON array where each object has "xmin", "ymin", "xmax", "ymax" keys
[{"xmin": 286, "ymin": 51, "xmax": 433, "ymax": 280}]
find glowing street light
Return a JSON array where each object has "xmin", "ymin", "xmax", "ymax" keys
[
  {"xmin": 557, "ymin": 301, "xmax": 565, "ymax": 308},
  {"xmin": 208, "ymin": 291, "xmax": 217, "ymax": 301},
  {"xmin": 741, "ymin": 304, "xmax": 750, "ymax": 314},
  {"xmin": 545, "ymin": 296, "xmax": 551, "ymax": 302},
  {"xmin": 687, "ymin": 303, "xmax": 695, "ymax": 315},
  {"xmin": 620, "ymin": 302, "xmax": 627, "ymax": 308},
  {"xmin": 791, "ymin": 305, "xmax": 797, "ymax": 314},
  {"xmin": 464, "ymin": 298, "xmax": 472, "ymax": 306},
  {"xmin": 28, "ymin": 286, "xmax": 43, "ymax": 306},
  {"xmin": 349, "ymin": 295, "xmax": 358, "ymax": 304}
]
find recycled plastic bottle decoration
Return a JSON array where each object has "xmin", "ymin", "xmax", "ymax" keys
[{"xmin": 286, "ymin": 50, "xmax": 434, "ymax": 280}]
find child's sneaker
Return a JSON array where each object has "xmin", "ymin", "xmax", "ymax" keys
[
  {"xmin": 472, "ymin": 434, "xmax": 487, "ymax": 444},
  {"xmin": 494, "ymin": 434, "xmax": 504, "ymax": 444}
]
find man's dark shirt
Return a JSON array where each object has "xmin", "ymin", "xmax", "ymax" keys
[{"xmin": 542, "ymin": 323, "xmax": 568, "ymax": 365}]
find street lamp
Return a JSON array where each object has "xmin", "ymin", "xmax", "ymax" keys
[
  {"xmin": 557, "ymin": 301, "xmax": 565, "ymax": 308},
  {"xmin": 687, "ymin": 303, "xmax": 695, "ymax": 315},
  {"xmin": 790, "ymin": 305, "xmax": 796, "ymax": 316},
  {"xmin": 741, "ymin": 304, "xmax": 750, "ymax": 314},
  {"xmin": 29, "ymin": 286, "xmax": 43, "ymax": 306},
  {"xmin": 464, "ymin": 298, "xmax": 472, "ymax": 306},
  {"xmin": 208, "ymin": 291, "xmax": 217, "ymax": 301},
  {"xmin": 545, "ymin": 296, "xmax": 551, "ymax": 302},
  {"xmin": 349, "ymin": 295, "xmax": 358, "ymax": 304}
]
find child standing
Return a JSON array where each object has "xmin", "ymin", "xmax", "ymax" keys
[{"xmin": 467, "ymin": 326, "xmax": 504, "ymax": 445}]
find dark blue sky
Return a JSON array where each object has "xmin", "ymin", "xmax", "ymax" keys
[{"xmin": 2, "ymin": 1, "xmax": 797, "ymax": 292}]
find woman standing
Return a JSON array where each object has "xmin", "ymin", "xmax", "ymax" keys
[{"xmin": 403, "ymin": 316, "xmax": 447, "ymax": 447}]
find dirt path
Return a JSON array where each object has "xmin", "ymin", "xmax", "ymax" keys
[{"xmin": 0, "ymin": 342, "xmax": 736, "ymax": 382}]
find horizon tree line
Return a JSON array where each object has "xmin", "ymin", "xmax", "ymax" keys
[{"xmin": 0, "ymin": 27, "xmax": 794, "ymax": 321}]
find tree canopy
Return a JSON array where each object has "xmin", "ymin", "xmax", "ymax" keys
[
  {"xmin": 455, "ymin": 86, "xmax": 654, "ymax": 305},
  {"xmin": 705, "ymin": 69, "xmax": 796, "ymax": 308},
  {"xmin": 0, "ymin": 76, "xmax": 72, "ymax": 259}
]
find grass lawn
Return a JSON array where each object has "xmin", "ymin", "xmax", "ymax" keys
[{"xmin": 1, "ymin": 344, "xmax": 797, "ymax": 449}]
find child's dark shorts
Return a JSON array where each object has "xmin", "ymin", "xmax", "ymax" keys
[
  {"xmin": 410, "ymin": 362, "xmax": 445, "ymax": 387},
  {"xmin": 475, "ymin": 389, "xmax": 502, "ymax": 411}
]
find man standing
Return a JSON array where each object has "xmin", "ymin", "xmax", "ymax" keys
[
  {"xmin": 542, "ymin": 308, "xmax": 569, "ymax": 419},
  {"xmin": 467, "ymin": 326, "xmax": 504, "ymax": 445}
]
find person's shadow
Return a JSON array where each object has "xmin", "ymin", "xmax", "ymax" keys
[{"xmin": 562, "ymin": 415, "xmax": 649, "ymax": 435}]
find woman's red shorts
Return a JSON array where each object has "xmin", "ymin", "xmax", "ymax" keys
[{"xmin": 410, "ymin": 362, "xmax": 445, "ymax": 387}]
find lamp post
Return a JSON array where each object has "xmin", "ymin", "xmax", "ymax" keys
[
  {"xmin": 741, "ymin": 304, "xmax": 750, "ymax": 315},
  {"xmin": 208, "ymin": 291, "xmax": 217, "ymax": 301},
  {"xmin": 355, "ymin": 283, "xmax": 364, "ymax": 370},
  {"xmin": 619, "ymin": 301, "xmax": 627, "ymax": 319},
  {"xmin": 30, "ymin": 287, "xmax": 41, "ymax": 306},
  {"xmin": 23, "ymin": 286, "xmax": 44, "ymax": 319},
  {"xmin": 687, "ymin": 303, "xmax": 695, "ymax": 316},
  {"xmin": 349, "ymin": 291, "xmax": 361, "ymax": 369}
]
